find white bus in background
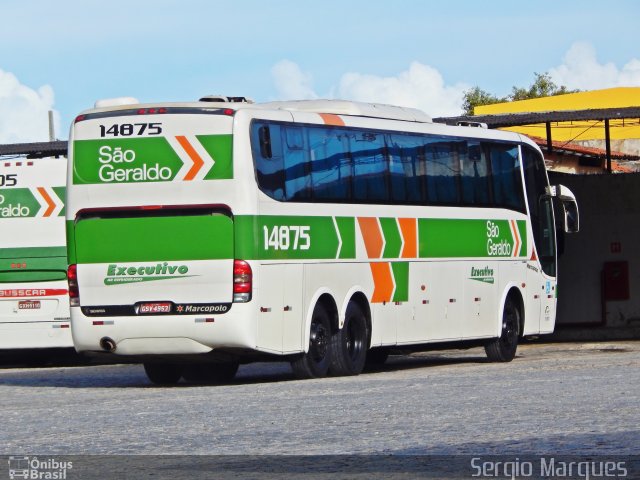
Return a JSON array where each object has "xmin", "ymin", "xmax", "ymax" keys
[
  {"xmin": 0, "ymin": 156, "xmax": 71, "ymax": 351},
  {"xmin": 66, "ymin": 96, "xmax": 578, "ymax": 385}
]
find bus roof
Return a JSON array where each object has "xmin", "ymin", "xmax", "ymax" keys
[
  {"xmin": 84, "ymin": 97, "xmax": 433, "ymax": 124},
  {"xmin": 258, "ymin": 99, "xmax": 432, "ymax": 123}
]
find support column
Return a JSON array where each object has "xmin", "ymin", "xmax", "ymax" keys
[{"xmin": 605, "ymin": 118, "xmax": 612, "ymax": 173}]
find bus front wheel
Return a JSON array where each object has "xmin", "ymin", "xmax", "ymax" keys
[
  {"xmin": 485, "ymin": 297, "xmax": 520, "ymax": 362},
  {"xmin": 291, "ymin": 303, "xmax": 332, "ymax": 379},
  {"xmin": 329, "ymin": 302, "xmax": 368, "ymax": 376}
]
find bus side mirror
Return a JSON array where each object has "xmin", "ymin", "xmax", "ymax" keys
[{"xmin": 547, "ymin": 184, "xmax": 579, "ymax": 234}]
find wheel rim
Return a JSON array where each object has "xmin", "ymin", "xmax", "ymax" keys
[
  {"xmin": 501, "ymin": 303, "xmax": 519, "ymax": 348},
  {"xmin": 309, "ymin": 318, "xmax": 329, "ymax": 363}
]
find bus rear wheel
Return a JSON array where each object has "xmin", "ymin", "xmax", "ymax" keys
[
  {"xmin": 182, "ymin": 362, "xmax": 239, "ymax": 384},
  {"xmin": 143, "ymin": 363, "xmax": 182, "ymax": 385},
  {"xmin": 485, "ymin": 297, "xmax": 520, "ymax": 362},
  {"xmin": 291, "ymin": 303, "xmax": 332, "ymax": 379},
  {"xmin": 329, "ymin": 302, "xmax": 368, "ymax": 376}
]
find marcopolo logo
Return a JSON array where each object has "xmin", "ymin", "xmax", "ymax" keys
[
  {"xmin": 8, "ymin": 456, "xmax": 73, "ymax": 479},
  {"xmin": 470, "ymin": 266, "xmax": 494, "ymax": 284},
  {"xmin": 104, "ymin": 262, "xmax": 193, "ymax": 286}
]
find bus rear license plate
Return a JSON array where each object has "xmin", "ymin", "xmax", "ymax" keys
[
  {"xmin": 138, "ymin": 302, "xmax": 171, "ymax": 314},
  {"xmin": 18, "ymin": 300, "xmax": 41, "ymax": 310}
]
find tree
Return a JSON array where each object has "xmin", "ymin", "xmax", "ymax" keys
[
  {"xmin": 461, "ymin": 87, "xmax": 507, "ymax": 117},
  {"xmin": 462, "ymin": 72, "xmax": 579, "ymax": 115}
]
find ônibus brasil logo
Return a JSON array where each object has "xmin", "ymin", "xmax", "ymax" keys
[{"xmin": 104, "ymin": 262, "xmax": 194, "ymax": 286}]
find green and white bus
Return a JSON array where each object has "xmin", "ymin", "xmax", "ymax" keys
[
  {"xmin": 1, "ymin": 156, "xmax": 71, "ymax": 350},
  {"xmin": 66, "ymin": 97, "xmax": 578, "ymax": 384}
]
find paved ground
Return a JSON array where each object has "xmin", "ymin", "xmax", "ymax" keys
[{"xmin": 0, "ymin": 342, "xmax": 638, "ymax": 458}]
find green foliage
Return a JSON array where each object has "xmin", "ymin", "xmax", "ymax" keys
[
  {"xmin": 461, "ymin": 87, "xmax": 507, "ymax": 116},
  {"xmin": 462, "ymin": 72, "xmax": 579, "ymax": 115}
]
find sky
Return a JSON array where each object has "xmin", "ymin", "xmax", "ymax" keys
[{"xmin": 1, "ymin": 0, "xmax": 639, "ymax": 143}]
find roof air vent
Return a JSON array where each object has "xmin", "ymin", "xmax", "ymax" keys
[
  {"xmin": 199, "ymin": 95, "xmax": 254, "ymax": 103},
  {"xmin": 94, "ymin": 97, "xmax": 139, "ymax": 108}
]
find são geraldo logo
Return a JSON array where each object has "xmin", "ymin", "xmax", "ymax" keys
[
  {"xmin": 8, "ymin": 456, "xmax": 73, "ymax": 479},
  {"xmin": 0, "ymin": 194, "xmax": 30, "ymax": 218}
]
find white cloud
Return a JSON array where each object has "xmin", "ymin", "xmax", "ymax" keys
[
  {"xmin": 271, "ymin": 60, "xmax": 318, "ymax": 101},
  {"xmin": 0, "ymin": 69, "xmax": 60, "ymax": 143},
  {"xmin": 271, "ymin": 60, "xmax": 469, "ymax": 117},
  {"xmin": 549, "ymin": 42, "xmax": 640, "ymax": 90},
  {"xmin": 336, "ymin": 62, "xmax": 468, "ymax": 117}
]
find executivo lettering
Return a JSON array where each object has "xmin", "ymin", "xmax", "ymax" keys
[
  {"xmin": 104, "ymin": 262, "xmax": 194, "ymax": 285},
  {"xmin": 470, "ymin": 266, "xmax": 495, "ymax": 284}
]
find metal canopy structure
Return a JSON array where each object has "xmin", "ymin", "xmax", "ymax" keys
[
  {"xmin": 0, "ymin": 140, "xmax": 68, "ymax": 159},
  {"xmin": 434, "ymin": 106, "xmax": 640, "ymax": 173}
]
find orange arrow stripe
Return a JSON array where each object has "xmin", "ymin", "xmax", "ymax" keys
[
  {"xmin": 398, "ymin": 218, "xmax": 417, "ymax": 258},
  {"xmin": 510, "ymin": 220, "xmax": 521, "ymax": 257},
  {"xmin": 357, "ymin": 217, "xmax": 384, "ymax": 259},
  {"xmin": 369, "ymin": 262, "xmax": 394, "ymax": 303},
  {"xmin": 37, "ymin": 187, "xmax": 56, "ymax": 217},
  {"xmin": 176, "ymin": 136, "xmax": 204, "ymax": 181},
  {"xmin": 319, "ymin": 113, "xmax": 345, "ymax": 126}
]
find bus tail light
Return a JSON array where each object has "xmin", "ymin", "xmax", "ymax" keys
[
  {"xmin": 68, "ymin": 264, "xmax": 80, "ymax": 307},
  {"xmin": 233, "ymin": 260, "xmax": 252, "ymax": 303}
]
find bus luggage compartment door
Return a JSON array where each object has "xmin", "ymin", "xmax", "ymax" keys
[{"xmin": 73, "ymin": 210, "xmax": 234, "ymax": 313}]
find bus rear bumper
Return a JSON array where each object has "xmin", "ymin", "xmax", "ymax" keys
[
  {"xmin": 70, "ymin": 304, "xmax": 257, "ymax": 356},
  {"xmin": 0, "ymin": 321, "xmax": 73, "ymax": 349}
]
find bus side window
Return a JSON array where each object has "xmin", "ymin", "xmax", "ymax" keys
[
  {"xmin": 388, "ymin": 133, "xmax": 423, "ymax": 204},
  {"xmin": 352, "ymin": 131, "xmax": 387, "ymax": 202},
  {"xmin": 308, "ymin": 126, "xmax": 350, "ymax": 201},
  {"xmin": 489, "ymin": 144, "xmax": 525, "ymax": 212},
  {"xmin": 461, "ymin": 141, "xmax": 491, "ymax": 206},
  {"xmin": 425, "ymin": 138, "xmax": 460, "ymax": 205},
  {"xmin": 252, "ymin": 122, "xmax": 285, "ymax": 200},
  {"xmin": 283, "ymin": 126, "xmax": 310, "ymax": 200}
]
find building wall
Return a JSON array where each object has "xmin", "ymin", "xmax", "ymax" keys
[
  {"xmin": 549, "ymin": 172, "xmax": 640, "ymax": 327},
  {"xmin": 577, "ymin": 139, "xmax": 640, "ymax": 157}
]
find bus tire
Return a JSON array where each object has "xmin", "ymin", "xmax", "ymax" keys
[
  {"xmin": 291, "ymin": 303, "xmax": 332, "ymax": 379},
  {"xmin": 329, "ymin": 302, "xmax": 368, "ymax": 376},
  {"xmin": 183, "ymin": 362, "xmax": 239, "ymax": 384},
  {"xmin": 143, "ymin": 363, "xmax": 182, "ymax": 385},
  {"xmin": 485, "ymin": 297, "xmax": 520, "ymax": 362}
]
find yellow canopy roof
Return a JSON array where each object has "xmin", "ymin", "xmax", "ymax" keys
[{"xmin": 475, "ymin": 87, "xmax": 640, "ymax": 141}]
